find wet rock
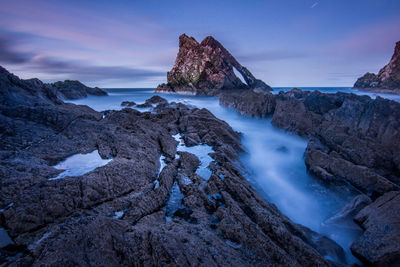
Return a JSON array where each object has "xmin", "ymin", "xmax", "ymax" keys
[
  {"xmin": 293, "ymin": 224, "xmax": 347, "ymax": 264},
  {"xmin": 145, "ymin": 95, "xmax": 167, "ymax": 105},
  {"xmin": 155, "ymin": 34, "xmax": 272, "ymax": 95},
  {"xmin": 219, "ymin": 89, "xmax": 276, "ymax": 117},
  {"xmin": 351, "ymin": 191, "xmax": 400, "ymax": 266},
  {"xmin": 354, "ymin": 41, "xmax": 400, "ymax": 94},
  {"xmin": 178, "ymin": 151, "xmax": 200, "ymax": 175},
  {"xmin": 120, "ymin": 101, "xmax": 135, "ymax": 107},
  {"xmin": 1, "ymin": 65, "xmax": 338, "ymax": 266},
  {"xmin": 325, "ymin": 194, "xmax": 372, "ymax": 227},
  {"xmin": 272, "ymin": 90, "xmax": 400, "ymax": 197},
  {"xmin": 0, "ymin": 228, "xmax": 13, "ymax": 248}
]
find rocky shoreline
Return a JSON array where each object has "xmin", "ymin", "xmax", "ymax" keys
[
  {"xmin": 218, "ymin": 88, "xmax": 400, "ymax": 266},
  {"xmin": 0, "ymin": 66, "xmax": 349, "ymax": 266},
  {"xmin": 2, "ymin": 31, "xmax": 400, "ymax": 265}
]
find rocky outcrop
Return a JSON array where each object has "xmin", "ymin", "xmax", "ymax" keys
[
  {"xmin": 50, "ymin": 80, "xmax": 107, "ymax": 99},
  {"xmin": 272, "ymin": 90, "xmax": 400, "ymax": 198},
  {"xmin": 219, "ymin": 90, "xmax": 276, "ymax": 117},
  {"xmin": 351, "ymin": 191, "xmax": 400, "ymax": 266},
  {"xmin": 219, "ymin": 88, "xmax": 400, "ymax": 265},
  {"xmin": 120, "ymin": 101, "xmax": 135, "ymax": 107},
  {"xmin": 354, "ymin": 41, "xmax": 400, "ymax": 94},
  {"xmin": 0, "ymin": 66, "xmax": 342, "ymax": 265},
  {"xmin": 155, "ymin": 34, "xmax": 272, "ymax": 95},
  {"xmin": 220, "ymin": 89, "xmax": 400, "ymax": 198}
]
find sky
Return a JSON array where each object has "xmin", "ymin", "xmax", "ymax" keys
[{"xmin": 0, "ymin": 0, "xmax": 399, "ymax": 88}]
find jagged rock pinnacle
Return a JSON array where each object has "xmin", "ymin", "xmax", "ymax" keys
[{"xmin": 156, "ymin": 34, "xmax": 272, "ymax": 95}]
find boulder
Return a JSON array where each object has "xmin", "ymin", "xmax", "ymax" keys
[
  {"xmin": 351, "ymin": 191, "xmax": 400, "ymax": 266},
  {"xmin": 120, "ymin": 101, "xmax": 135, "ymax": 107}
]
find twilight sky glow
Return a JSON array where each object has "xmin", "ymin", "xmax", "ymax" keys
[{"xmin": 0, "ymin": 0, "xmax": 399, "ymax": 88}]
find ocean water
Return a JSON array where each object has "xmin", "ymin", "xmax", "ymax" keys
[{"xmin": 68, "ymin": 87, "xmax": 399, "ymax": 263}]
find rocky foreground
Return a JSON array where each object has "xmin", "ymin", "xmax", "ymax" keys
[
  {"xmin": 0, "ymin": 66, "xmax": 351, "ymax": 266},
  {"xmin": 219, "ymin": 88, "xmax": 400, "ymax": 266},
  {"xmin": 155, "ymin": 34, "xmax": 271, "ymax": 95},
  {"xmin": 354, "ymin": 41, "xmax": 400, "ymax": 94}
]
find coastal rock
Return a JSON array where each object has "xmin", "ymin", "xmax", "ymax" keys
[
  {"xmin": 354, "ymin": 41, "xmax": 400, "ymax": 94},
  {"xmin": 120, "ymin": 101, "xmax": 135, "ymax": 107},
  {"xmin": 50, "ymin": 80, "xmax": 107, "ymax": 99},
  {"xmin": 271, "ymin": 90, "xmax": 400, "ymax": 197},
  {"xmin": 324, "ymin": 194, "xmax": 372, "ymax": 230},
  {"xmin": 155, "ymin": 34, "xmax": 272, "ymax": 95},
  {"xmin": 0, "ymin": 66, "xmax": 337, "ymax": 266},
  {"xmin": 219, "ymin": 90, "xmax": 276, "ymax": 117},
  {"xmin": 351, "ymin": 191, "xmax": 400, "ymax": 266},
  {"xmin": 220, "ymin": 88, "xmax": 400, "ymax": 197}
]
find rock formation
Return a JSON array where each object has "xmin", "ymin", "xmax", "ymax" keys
[
  {"xmin": 0, "ymin": 66, "xmax": 344, "ymax": 265},
  {"xmin": 219, "ymin": 88, "xmax": 400, "ymax": 265},
  {"xmin": 155, "ymin": 34, "xmax": 272, "ymax": 95},
  {"xmin": 354, "ymin": 41, "xmax": 400, "ymax": 94},
  {"xmin": 351, "ymin": 191, "xmax": 400, "ymax": 266},
  {"xmin": 50, "ymin": 80, "xmax": 108, "ymax": 99}
]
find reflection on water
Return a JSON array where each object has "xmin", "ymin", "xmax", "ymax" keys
[
  {"xmin": 49, "ymin": 150, "xmax": 112, "ymax": 180},
  {"xmin": 69, "ymin": 87, "xmax": 399, "ymax": 263}
]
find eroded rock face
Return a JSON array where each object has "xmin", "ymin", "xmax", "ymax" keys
[
  {"xmin": 219, "ymin": 90, "xmax": 276, "ymax": 117},
  {"xmin": 220, "ymin": 89, "xmax": 400, "ymax": 197},
  {"xmin": 351, "ymin": 191, "xmax": 400, "ymax": 266},
  {"xmin": 0, "ymin": 66, "xmax": 337, "ymax": 266},
  {"xmin": 155, "ymin": 34, "xmax": 272, "ymax": 95},
  {"xmin": 219, "ymin": 87, "xmax": 400, "ymax": 265},
  {"xmin": 272, "ymin": 90, "xmax": 400, "ymax": 197},
  {"xmin": 50, "ymin": 80, "xmax": 108, "ymax": 100},
  {"xmin": 354, "ymin": 41, "xmax": 400, "ymax": 94}
]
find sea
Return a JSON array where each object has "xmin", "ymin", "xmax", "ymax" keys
[{"xmin": 69, "ymin": 87, "xmax": 400, "ymax": 264}]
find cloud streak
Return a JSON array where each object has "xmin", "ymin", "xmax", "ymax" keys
[{"xmin": 0, "ymin": 31, "xmax": 164, "ymax": 84}]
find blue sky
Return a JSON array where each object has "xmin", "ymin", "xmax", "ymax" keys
[{"xmin": 0, "ymin": 0, "xmax": 399, "ymax": 87}]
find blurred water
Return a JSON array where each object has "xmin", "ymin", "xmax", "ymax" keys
[{"xmin": 69, "ymin": 87, "xmax": 399, "ymax": 263}]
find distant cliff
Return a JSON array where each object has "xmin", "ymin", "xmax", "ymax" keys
[
  {"xmin": 50, "ymin": 80, "xmax": 107, "ymax": 100},
  {"xmin": 354, "ymin": 41, "xmax": 400, "ymax": 94},
  {"xmin": 156, "ymin": 34, "xmax": 272, "ymax": 95}
]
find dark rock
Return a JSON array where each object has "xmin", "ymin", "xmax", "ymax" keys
[
  {"xmin": 50, "ymin": 80, "xmax": 107, "ymax": 100},
  {"xmin": 120, "ymin": 101, "xmax": 135, "ymax": 107},
  {"xmin": 351, "ymin": 191, "xmax": 400, "ymax": 266},
  {"xmin": 0, "ymin": 66, "xmax": 334, "ymax": 266},
  {"xmin": 271, "ymin": 90, "xmax": 400, "ymax": 197},
  {"xmin": 178, "ymin": 151, "xmax": 200, "ymax": 175},
  {"xmin": 155, "ymin": 34, "xmax": 272, "ymax": 95},
  {"xmin": 0, "ymin": 228, "xmax": 13, "ymax": 248},
  {"xmin": 293, "ymin": 224, "xmax": 347, "ymax": 264},
  {"xmin": 324, "ymin": 194, "xmax": 372, "ymax": 230},
  {"xmin": 354, "ymin": 41, "xmax": 400, "ymax": 94},
  {"xmin": 136, "ymin": 95, "xmax": 168, "ymax": 108},
  {"xmin": 145, "ymin": 95, "xmax": 167, "ymax": 105},
  {"xmin": 219, "ymin": 89, "xmax": 276, "ymax": 117}
]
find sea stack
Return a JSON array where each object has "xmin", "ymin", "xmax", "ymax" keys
[
  {"xmin": 156, "ymin": 34, "xmax": 272, "ymax": 95},
  {"xmin": 354, "ymin": 41, "xmax": 400, "ymax": 94}
]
